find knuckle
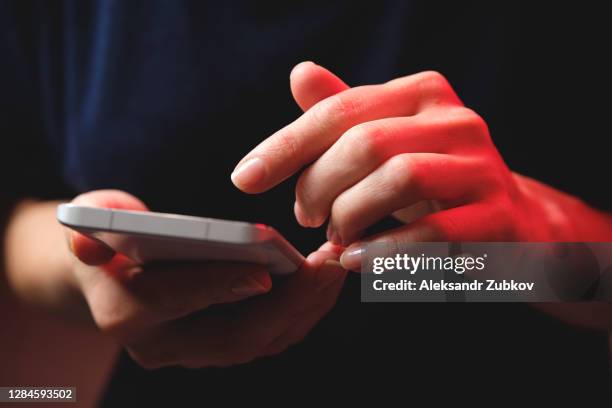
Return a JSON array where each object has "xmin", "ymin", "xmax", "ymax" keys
[
  {"xmin": 313, "ymin": 93, "xmax": 358, "ymax": 127},
  {"xmin": 312, "ymin": 96, "xmax": 338, "ymax": 126},
  {"xmin": 454, "ymin": 107, "xmax": 490, "ymax": 142},
  {"xmin": 417, "ymin": 70, "xmax": 451, "ymax": 96},
  {"xmin": 327, "ymin": 93, "xmax": 357, "ymax": 118},
  {"xmin": 346, "ymin": 122, "xmax": 386, "ymax": 160},
  {"xmin": 387, "ymin": 154, "xmax": 422, "ymax": 195},
  {"xmin": 429, "ymin": 106, "xmax": 490, "ymax": 147},
  {"xmin": 421, "ymin": 70, "xmax": 446, "ymax": 81},
  {"xmin": 448, "ymin": 107, "xmax": 490, "ymax": 144}
]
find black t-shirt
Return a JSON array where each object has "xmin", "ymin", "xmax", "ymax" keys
[{"xmin": 2, "ymin": 1, "xmax": 611, "ymax": 403}]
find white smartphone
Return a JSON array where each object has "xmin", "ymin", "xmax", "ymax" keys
[{"xmin": 57, "ymin": 204, "xmax": 304, "ymax": 274}]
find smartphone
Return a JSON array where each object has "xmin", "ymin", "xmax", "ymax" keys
[{"xmin": 57, "ymin": 204, "xmax": 304, "ymax": 274}]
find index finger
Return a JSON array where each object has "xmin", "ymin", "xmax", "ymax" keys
[{"xmin": 231, "ymin": 71, "xmax": 458, "ymax": 193}]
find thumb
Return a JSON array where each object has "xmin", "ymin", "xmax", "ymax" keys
[
  {"xmin": 290, "ymin": 61, "xmax": 350, "ymax": 111},
  {"xmin": 67, "ymin": 189, "xmax": 149, "ymax": 265}
]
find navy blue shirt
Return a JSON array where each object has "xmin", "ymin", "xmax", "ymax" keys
[{"xmin": 2, "ymin": 1, "xmax": 611, "ymax": 403}]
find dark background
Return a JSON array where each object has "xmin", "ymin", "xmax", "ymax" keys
[{"xmin": 1, "ymin": 1, "xmax": 611, "ymax": 403}]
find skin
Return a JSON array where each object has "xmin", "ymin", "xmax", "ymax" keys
[
  {"xmin": 4, "ymin": 62, "xmax": 612, "ymax": 370},
  {"xmin": 4, "ymin": 191, "xmax": 347, "ymax": 368},
  {"xmin": 233, "ymin": 62, "xmax": 612, "ymax": 328},
  {"xmin": 233, "ymin": 62, "xmax": 612, "ymax": 249}
]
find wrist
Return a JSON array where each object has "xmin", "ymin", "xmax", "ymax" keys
[{"xmin": 513, "ymin": 172, "xmax": 612, "ymax": 241}]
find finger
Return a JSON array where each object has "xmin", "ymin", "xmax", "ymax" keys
[
  {"xmin": 305, "ymin": 249, "xmax": 340, "ymax": 267},
  {"xmin": 67, "ymin": 190, "xmax": 149, "ymax": 265},
  {"xmin": 66, "ymin": 228, "xmax": 116, "ymax": 266},
  {"xmin": 327, "ymin": 153, "xmax": 494, "ymax": 245},
  {"xmin": 127, "ymin": 262, "xmax": 271, "ymax": 321},
  {"xmin": 228, "ymin": 259, "xmax": 345, "ymax": 350},
  {"xmin": 84, "ymin": 262, "xmax": 271, "ymax": 342},
  {"xmin": 294, "ymin": 107, "xmax": 489, "ymax": 226},
  {"xmin": 231, "ymin": 71, "xmax": 459, "ymax": 194},
  {"xmin": 72, "ymin": 189, "xmax": 149, "ymax": 211},
  {"xmin": 128, "ymin": 260, "xmax": 346, "ymax": 368},
  {"xmin": 290, "ymin": 61, "xmax": 349, "ymax": 111},
  {"xmin": 261, "ymin": 287, "xmax": 340, "ymax": 357},
  {"xmin": 317, "ymin": 241, "xmax": 345, "ymax": 256},
  {"xmin": 340, "ymin": 202, "xmax": 515, "ymax": 271},
  {"xmin": 225, "ymin": 260, "xmax": 347, "ymax": 366},
  {"xmin": 392, "ymin": 200, "xmax": 442, "ymax": 224}
]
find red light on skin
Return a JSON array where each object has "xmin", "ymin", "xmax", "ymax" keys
[
  {"xmin": 101, "ymin": 253, "xmax": 141, "ymax": 281},
  {"xmin": 254, "ymin": 223, "xmax": 269, "ymax": 230}
]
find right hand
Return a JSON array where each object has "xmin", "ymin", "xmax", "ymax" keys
[{"xmin": 65, "ymin": 190, "xmax": 346, "ymax": 368}]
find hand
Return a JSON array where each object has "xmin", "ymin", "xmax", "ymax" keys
[
  {"xmin": 231, "ymin": 62, "xmax": 569, "ymax": 270},
  {"xmin": 65, "ymin": 190, "xmax": 346, "ymax": 368}
]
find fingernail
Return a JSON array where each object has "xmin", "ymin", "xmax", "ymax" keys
[
  {"xmin": 231, "ymin": 157, "xmax": 266, "ymax": 190},
  {"xmin": 316, "ymin": 260, "xmax": 345, "ymax": 292},
  {"xmin": 340, "ymin": 247, "xmax": 364, "ymax": 271},
  {"xmin": 231, "ymin": 275, "xmax": 269, "ymax": 297}
]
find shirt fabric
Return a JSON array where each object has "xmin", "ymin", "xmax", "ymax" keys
[{"xmin": 1, "ymin": 1, "xmax": 611, "ymax": 403}]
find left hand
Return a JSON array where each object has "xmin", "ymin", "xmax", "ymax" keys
[
  {"xmin": 231, "ymin": 62, "xmax": 554, "ymax": 270},
  {"xmin": 61, "ymin": 190, "xmax": 347, "ymax": 368}
]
